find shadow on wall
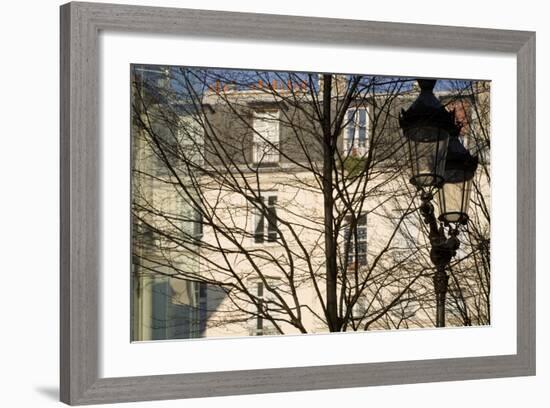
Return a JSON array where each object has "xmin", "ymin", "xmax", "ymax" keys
[
  {"xmin": 150, "ymin": 280, "xmax": 228, "ymax": 340},
  {"xmin": 34, "ymin": 386, "xmax": 58, "ymax": 401}
]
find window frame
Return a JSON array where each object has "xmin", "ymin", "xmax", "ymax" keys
[
  {"xmin": 252, "ymin": 193, "xmax": 279, "ymax": 244},
  {"xmin": 252, "ymin": 109, "xmax": 281, "ymax": 165},
  {"xmin": 343, "ymin": 106, "xmax": 369, "ymax": 157},
  {"xmin": 343, "ymin": 213, "xmax": 368, "ymax": 268},
  {"xmin": 248, "ymin": 278, "xmax": 281, "ymax": 336}
]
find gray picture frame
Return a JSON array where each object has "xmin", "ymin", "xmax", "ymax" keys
[{"xmin": 60, "ymin": 2, "xmax": 536, "ymax": 405}]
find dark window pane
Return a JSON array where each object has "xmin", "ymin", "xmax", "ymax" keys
[
  {"xmin": 267, "ymin": 196, "xmax": 278, "ymax": 242},
  {"xmin": 194, "ymin": 210, "xmax": 203, "ymax": 239},
  {"xmin": 346, "ymin": 110, "xmax": 355, "ymax": 140},
  {"xmin": 358, "ymin": 110, "xmax": 367, "ymax": 143},
  {"xmin": 257, "ymin": 282, "xmax": 264, "ymax": 298},
  {"xmin": 254, "ymin": 198, "xmax": 264, "ymax": 243},
  {"xmin": 257, "ymin": 282, "xmax": 264, "ymax": 335},
  {"xmin": 198, "ymin": 283, "xmax": 208, "ymax": 335},
  {"xmin": 357, "ymin": 242, "xmax": 367, "ymax": 265},
  {"xmin": 199, "ymin": 282, "xmax": 207, "ymax": 298}
]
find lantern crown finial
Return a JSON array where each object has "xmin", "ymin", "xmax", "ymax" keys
[
  {"xmin": 418, "ymin": 79, "xmax": 436, "ymax": 93},
  {"xmin": 399, "ymin": 79, "xmax": 460, "ymax": 137}
]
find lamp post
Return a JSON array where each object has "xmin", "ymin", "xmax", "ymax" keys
[{"xmin": 399, "ymin": 79, "xmax": 478, "ymax": 327}]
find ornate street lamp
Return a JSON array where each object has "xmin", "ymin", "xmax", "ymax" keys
[
  {"xmin": 400, "ymin": 78, "xmax": 478, "ymax": 328},
  {"xmin": 399, "ymin": 79, "xmax": 458, "ymax": 191}
]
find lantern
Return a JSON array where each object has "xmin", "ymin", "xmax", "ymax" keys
[
  {"xmin": 399, "ymin": 79, "xmax": 460, "ymax": 190},
  {"xmin": 437, "ymin": 133, "xmax": 479, "ymax": 224}
]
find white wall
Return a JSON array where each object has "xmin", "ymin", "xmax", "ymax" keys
[{"xmin": 0, "ymin": 0, "xmax": 545, "ymax": 407}]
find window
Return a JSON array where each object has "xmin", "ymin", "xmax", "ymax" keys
[
  {"xmin": 343, "ymin": 214, "xmax": 367, "ymax": 267},
  {"xmin": 253, "ymin": 195, "xmax": 278, "ymax": 243},
  {"xmin": 193, "ymin": 208, "xmax": 203, "ymax": 241},
  {"xmin": 256, "ymin": 282, "xmax": 264, "ymax": 335},
  {"xmin": 253, "ymin": 110, "xmax": 280, "ymax": 165},
  {"xmin": 249, "ymin": 280, "xmax": 280, "ymax": 336},
  {"xmin": 344, "ymin": 107, "xmax": 368, "ymax": 156},
  {"xmin": 193, "ymin": 282, "xmax": 208, "ymax": 336}
]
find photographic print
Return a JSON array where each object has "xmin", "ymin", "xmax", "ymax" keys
[{"xmin": 130, "ymin": 66, "xmax": 491, "ymax": 341}]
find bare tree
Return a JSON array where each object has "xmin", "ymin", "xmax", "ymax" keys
[{"xmin": 130, "ymin": 66, "xmax": 490, "ymax": 339}]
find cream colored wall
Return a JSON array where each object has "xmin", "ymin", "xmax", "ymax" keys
[{"xmin": 198, "ymin": 170, "xmax": 327, "ymax": 337}]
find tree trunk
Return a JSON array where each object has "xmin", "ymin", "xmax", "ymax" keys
[{"xmin": 321, "ymin": 74, "xmax": 340, "ymax": 332}]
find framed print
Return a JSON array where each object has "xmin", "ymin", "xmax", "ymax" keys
[{"xmin": 60, "ymin": 1, "xmax": 535, "ymax": 405}]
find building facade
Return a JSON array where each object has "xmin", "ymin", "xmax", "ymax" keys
[{"xmin": 131, "ymin": 70, "xmax": 491, "ymax": 340}]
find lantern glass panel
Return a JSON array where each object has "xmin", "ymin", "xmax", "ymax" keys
[
  {"xmin": 405, "ymin": 126, "xmax": 449, "ymax": 188},
  {"xmin": 438, "ymin": 176, "xmax": 472, "ymax": 224}
]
